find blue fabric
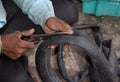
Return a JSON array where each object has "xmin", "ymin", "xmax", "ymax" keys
[
  {"xmin": 0, "ymin": 0, "xmax": 6, "ymax": 28},
  {"xmin": 0, "ymin": 0, "xmax": 55, "ymax": 29}
]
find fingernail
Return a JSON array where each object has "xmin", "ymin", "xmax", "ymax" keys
[{"xmin": 68, "ymin": 30, "xmax": 73, "ymax": 34}]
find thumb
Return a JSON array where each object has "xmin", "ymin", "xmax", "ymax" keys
[{"xmin": 22, "ymin": 28, "xmax": 35, "ymax": 35}]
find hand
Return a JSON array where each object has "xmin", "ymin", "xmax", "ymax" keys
[
  {"xmin": 45, "ymin": 17, "xmax": 73, "ymax": 51},
  {"xmin": 44, "ymin": 17, "xmax": 73, "ymax": 34},
  {"xmin": 1, "ymin": 29, "xmax": 35, "ymax": 59}
]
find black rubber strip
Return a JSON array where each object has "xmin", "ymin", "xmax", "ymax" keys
[
  {"xmin": 73, "ymin": 24, "xmax": 103, "ymax": 47},
  {"xmin": 35, "ymin": 30, "xmax": 118, "ymax": 82}
]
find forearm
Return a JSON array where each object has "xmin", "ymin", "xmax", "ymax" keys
[{"xmin": 13, "ymin": 0, "xmax": 55, "ymax": 30}]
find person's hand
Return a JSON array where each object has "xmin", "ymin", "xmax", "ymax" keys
[
  {"xmin": 44, "ymin": 17, "xmax": 73, "ymax": 34},
  {"xmin": 1, "ymin": 29, "xmax": 35, "ymax": 59},
  {"xmin": 44, "ymin": 17, "xmax": 73, "ymax": 51}
]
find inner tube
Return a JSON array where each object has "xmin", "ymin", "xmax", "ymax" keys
[{"xmin": 35, "ymin": 30, "xmax": 117, "ymax": 82}]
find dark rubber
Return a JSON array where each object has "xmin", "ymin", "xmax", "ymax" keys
[{"xmin": 35, "ymin": 29, "xmax": 118, "ymax": 82}]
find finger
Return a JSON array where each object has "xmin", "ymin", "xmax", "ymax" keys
[
  {"xmin": 45, "ymin": 17, "xmax": 60, "ymax": 32},
  {"xmin": 15, "ymin": 47, "xmax": 29, "ymax": 55},
  {"xmin": 18, "ymin": 40, "xmax": 35, "ymax": 49},
  {"xmin": 57, "ymin": 19, "xmax": 73, "ymax": 34},
  {"xmin": 15, "ymin": 29, "xmax": 35, "ymax": 39},
  {"xmin": 63, "ymin": 25, "xmax": 73, "ymax": 34},
  {"xmin": 44, "ymin": 25, "xmax": 56, "ymax": 34},
  {"xmin": 21, "ymin": 28, "xmax": 35, "ymax": 36}
]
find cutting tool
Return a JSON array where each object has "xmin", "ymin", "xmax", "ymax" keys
[{"xmin": 21, "ymin": 32, "xmax": 69, "ymax": 42}]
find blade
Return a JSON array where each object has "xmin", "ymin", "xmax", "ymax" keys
[
  {"xmin": 21, "ymin": 32, "xmax": 69, "ymax": 42},
  {"xmin": 30, "ymin": 32, "xmax": 69, "ymax": 37}
]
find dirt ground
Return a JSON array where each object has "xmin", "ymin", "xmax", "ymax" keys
[
  {"xmin": 77, "ymin": 2, "xmax": 120, "ymax": 57},
  {"xmin": 27, "ymin": 1, "xmax": 120, "ymax": 82}
]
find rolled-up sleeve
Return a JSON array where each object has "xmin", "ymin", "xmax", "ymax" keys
[{"xmin": 13, "ymin": 0, "xmax": 55, "ymax": 30}]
